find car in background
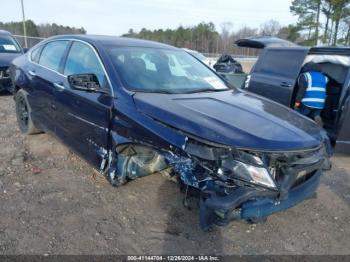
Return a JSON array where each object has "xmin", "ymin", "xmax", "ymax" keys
[
  {"xmin": 0, "ymin": 30, "xmax": 26, "ymax": 93},
  {"xmin": 11, "ymin": 35, "xmax": 330, "ymax": 230},
  {"xmin": 213, "ymin": 54, "xmax": 243, "ymax": 74},
  {"xmin": 213, "ymin": 54, "xmax": 246, "ymax": 88},
  {"xmin": 236, "ymin": 36, "xmax": 350, "ymax": 154},
  {"xmin": 182, "ymin": 48, "xmax": 214, "ymax": 68}
]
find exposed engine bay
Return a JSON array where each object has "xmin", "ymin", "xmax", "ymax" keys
[{"xmin": 102, "ymin": 137, "xmax": 329, "ymax": 230}]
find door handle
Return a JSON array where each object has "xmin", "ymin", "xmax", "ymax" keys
[
  {"xmin": 280, "ymin": 81, "xmax": 292, "ymax": 87},
  {"xmin": 28, "ymin": 70, "xmax": 36, "ymax": 77},
  {"xmin": 53, "ymin": 82, "xmax": 65, "ymax": 91}
]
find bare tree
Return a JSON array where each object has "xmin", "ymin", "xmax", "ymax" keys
[
  {"xmin": 259, "ymin": 20, "xmax": 281, "ymax": 36},
  {"xmin": 220, "ymin": 22, "xmax": 233, "ymax": 53}
]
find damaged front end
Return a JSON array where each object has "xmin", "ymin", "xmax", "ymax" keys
[
  {"xmin": 171, "ymin": 138, "xmax": 326, "ymax": 230},
  {"xmin": 103, "ymin": 130, "xmax": 327, "ymax": 230}
]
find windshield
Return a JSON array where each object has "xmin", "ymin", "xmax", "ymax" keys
[
  {"xmin": 107, "ymin": 46, "xmax": 228, "ymax": 93},
  {"xmin": 0, "ymin": 35, "xmax": 21, "ymax": 53},
  {"xmin": 190, "ymin": 51, "xmax": 207, "ymax": 62}
]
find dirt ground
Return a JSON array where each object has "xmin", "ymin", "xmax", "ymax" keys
[{"xmin": 0, "ymin": 94, "xmax": 349, "ymax": 255}]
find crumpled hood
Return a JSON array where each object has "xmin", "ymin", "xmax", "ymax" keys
[
  {"xmin": 133, "ymin": 90, "xmax": 323, "ymax": 151},
  {"xmin": 0, "ymin": 53, "xmax": 22, "ymax": 67}
]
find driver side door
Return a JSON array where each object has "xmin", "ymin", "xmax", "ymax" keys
[{"xmin": 54, "ymin": 40, "xmax": 113, "ymax": 168}]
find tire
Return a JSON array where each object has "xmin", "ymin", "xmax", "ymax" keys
[{"xmin": 15, "ymin": 89, "xmax": 41, "ymax": 135}]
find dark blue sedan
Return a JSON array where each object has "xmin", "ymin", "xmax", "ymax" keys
[
  {"xmin": 0, "ymin": 30, "xmax": 25, "ymax": 93},
  {"xmin": 10, "ymin": 35, "xmax": 331, "ymax": 230}
]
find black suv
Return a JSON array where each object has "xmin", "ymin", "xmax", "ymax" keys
[
  {"xmin": 0, "ymin": 30, "xmax": 25, "ymax": 93},
  {"xmin": 237, "ymin": 37, "xmax": 350, "ymax": 154}
]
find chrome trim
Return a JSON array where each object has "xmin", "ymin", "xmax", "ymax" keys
[
  {"xmin": 28, "ymin": 38, "xmax": 114, "ymax": 96},
  {"xmin": 67, "ymin": 112, "xmax": 108, "ymax": 132},
  {"xmin": 28, "ymin": 70, "xmax": 36, "ymax": 77},
  {"xmin": 53, "ymin": 82, "xmax": 65, "ymax": 91}
]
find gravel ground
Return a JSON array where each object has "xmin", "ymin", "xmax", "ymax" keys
[{"xmin": 0, "ymin": 94, "xmax": 349, "ymax": 255}]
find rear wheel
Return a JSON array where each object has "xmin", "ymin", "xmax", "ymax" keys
[{"xmin": 15, "ymin": 90, "xmax": 41, "ymax": 135}]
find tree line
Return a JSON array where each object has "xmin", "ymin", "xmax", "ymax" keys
[
  {"xmin": 2, "ymin": 0, "xmax": 350, "ymax": 53},
  {"xmin": 123, "ymin": 0, "xmax": 350, "ymax": 54},
  {"xmin": 0, "ymin": 20, "xmax": 86, "ymax": 38},
  {"xmin": 290, "ymin": 0, "xmax": 350, "ymax": 46},
  {"xmin": 122, "ymin": 21, "xmax": 286, "ymax": 55}
]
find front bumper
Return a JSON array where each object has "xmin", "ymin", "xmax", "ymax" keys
[{"xmin": 200, "ymin": 169, "xmax": 322, "ymax": 230}]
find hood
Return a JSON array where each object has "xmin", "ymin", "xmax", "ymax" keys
[
  {"xmin": 235, "ymin": 36, "xmax": 298, "ymax": 49},
  {"xmin": 0, "ymin": 53, "xmax": 22, "ymax": 67},
  {"xmin": 133, "ymin": 90, "xmax": 323, "ymax": 151}
]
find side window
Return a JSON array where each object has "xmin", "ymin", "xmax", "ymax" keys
[
  {"xmin": 258, "ymin": 50, "xmax": 304, "ymax": 78},
  {"xmin": 30, "ymin": 46, "xmax": 42, "ymax": 63},
  {"xmin": 64, "ymin": 41, "xmax": 106, "ymax": 87},
  {"xmin": 39, "ymin": 41, "xmax": 69, "ymax": 71}
]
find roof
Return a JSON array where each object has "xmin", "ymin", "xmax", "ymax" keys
[
  {"xmin": 235, "ymin": 36, "xmax": 298, "ymax": 49},
  {"xmin": 46, "ymin": 34, "xmax": 178, "ymax": 49},
  {"xmin": 309, "ymin": 46, "xmax": 350, "ymax": 56}
]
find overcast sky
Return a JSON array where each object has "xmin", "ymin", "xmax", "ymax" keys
[{"xmin": 1, "ymin": 0, "xmax": 296, "ymax": 35}]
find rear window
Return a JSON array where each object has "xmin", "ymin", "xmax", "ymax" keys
[
  {"xmin": 39, "ymin": 41, "xmax": 69, "ymax": 72},
  {"xmin": 257, "ymin": 49, "xmax": 304, "ymax": 78}
]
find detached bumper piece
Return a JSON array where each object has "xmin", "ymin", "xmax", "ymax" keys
[{"xmin": 199, "ymin": 170, "xmax": 322, "ymax": 230}]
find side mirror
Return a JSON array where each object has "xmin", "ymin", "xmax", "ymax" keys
[
  {"xmin": 68, "ymin": 74, "xmax": 106, "ymax": 93},
  {"xmin": 22, "ymin": 48, "xmax": 29, "ymax": 53}
]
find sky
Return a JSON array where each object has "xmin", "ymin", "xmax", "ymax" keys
[{"xmin": 1, "ymin": 0, "xmax": 297, "ymax": 36}]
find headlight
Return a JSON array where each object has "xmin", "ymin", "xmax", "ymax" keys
[
  {"xmin": 230, "ymin": 159, "xmax": 277, "ymax": 189},
  {"xmin": 238, "ymin": 150, "xmax": 264, "ymax": 166},
  {"xmin": 220, "ymin": 150, "xmax": 276, "ymax": 189}
]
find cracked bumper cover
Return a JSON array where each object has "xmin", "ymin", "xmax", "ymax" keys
[{"xmin": 200, "ymin": 169, "xmax": 322, "ymax": 229}]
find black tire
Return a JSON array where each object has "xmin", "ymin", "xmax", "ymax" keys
[{"xmin": 15, "ymin": 89, "xmax": 41, "ymax": 135}]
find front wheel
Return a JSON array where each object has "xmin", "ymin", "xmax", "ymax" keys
[{"xmin": 15, "ymin": 89, "xmax": 41, "ymax": 135}]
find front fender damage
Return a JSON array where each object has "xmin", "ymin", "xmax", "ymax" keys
[{"xmin": 102, "ymin": 127, "xmax": 325, "ymax": 231}]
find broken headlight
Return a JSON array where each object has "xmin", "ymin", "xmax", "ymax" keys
[
  {"xmin": 184, "ymin": 138, "xmax": 276, "ymax": 189},
  {"xmin": 221, "ymin": 151, "xmax": 277, "ymax": 190},
  {"xmin": 230, "ymin": 159, "xmax": 276, "ymax": 189}
]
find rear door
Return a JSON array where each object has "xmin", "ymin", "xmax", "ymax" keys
[
  {"xmin": 27, "ymin": 40, "xmax": 70, "ymax": 132},
  {"xmin": 247, "ymin": 47, "xmax": 309, "ymax": 107}
]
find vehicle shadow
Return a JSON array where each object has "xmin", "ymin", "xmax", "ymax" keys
[
  {"xmin": 0, "ymin": 90, "xmax": 13, "ymax": 96},
  {"xmin": 157, "ymin": 179, "xmax": 224, "ymax": 255}
]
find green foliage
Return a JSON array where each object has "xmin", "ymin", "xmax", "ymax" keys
[
  {"xmin": 290, "ymin": 0, "xmax": 350, "ymax": 45},
  {"xmin": 278, "ymin": 24, "xmax": 302, "ymax": 42},
  {"xmin": 0, "ymin": 20, "xmax": 86, "ymax": 37},
  {"xmin": 123, "ymin": 22, "xmax": 219, "ymax": 53}
]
